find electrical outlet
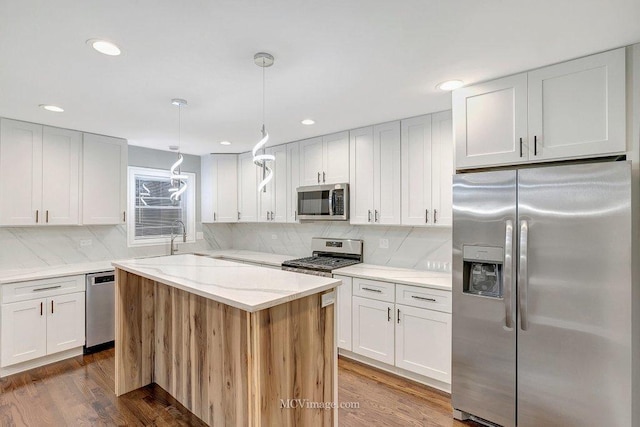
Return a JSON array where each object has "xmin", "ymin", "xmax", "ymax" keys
[
  {"xmin": 379, "ymin": 238, "xmax": 389, "ymax": 249},
  {"xmin": 79, "ymin": 239, "xmax": 92, "ymax": 247}
]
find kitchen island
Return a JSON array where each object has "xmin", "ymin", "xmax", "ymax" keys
[{"xmin": 112, "ymin": 254, "xmax": 339, "ymax": 426}]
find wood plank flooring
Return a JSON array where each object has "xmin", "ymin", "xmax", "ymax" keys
[{"xmin": 0, "ymin": 348, "xmax": 479, "ymax": 426}]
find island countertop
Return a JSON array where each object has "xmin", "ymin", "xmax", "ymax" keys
[{"xmin": 112, "ymin": 253, "xmax": 340, "ymax": 312}]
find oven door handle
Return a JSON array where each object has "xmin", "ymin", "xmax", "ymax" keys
[{"xmin": 328, "ymin": 189, "xmax": 334, "ymax": 216}]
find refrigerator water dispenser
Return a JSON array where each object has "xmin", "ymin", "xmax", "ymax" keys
[{"xmin": 462, "ymin": 245, "xmax": 503, "ymax": 298}]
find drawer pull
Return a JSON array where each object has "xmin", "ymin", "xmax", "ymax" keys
[
  {"xmin": 387, "ymin": 307, "xmax": 391, "ymax": 322},
  {"xmin": 51, "ymin": 300, "xmax": 54, "ymax": 314},
  {"xmin": 362, "ymin": 287, "xmax": 382, "ymax": 293},
  {"xmin": 40, "ymin": 302, "xmax": 43, "ymax": 316},
  {"xmin": 411, "ymin": 295, "xmax": 436, "ymax": 302},
  {"xmin": 33, "ymin": 285, "xmax": 62, "ymax": 292}
]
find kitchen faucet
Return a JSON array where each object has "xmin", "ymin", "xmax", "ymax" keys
[{"xmin": 170, "ymin": 219, "xmax": 186, "ymax": 255}]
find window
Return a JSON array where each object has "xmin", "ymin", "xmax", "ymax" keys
[{"xmin": 127, "ymin": 166, "xmax": 196, "ymax": 247}]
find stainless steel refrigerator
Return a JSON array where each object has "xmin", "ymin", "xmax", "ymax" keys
[{"xmin": 452, "ymin": 160, "xmax": 633, "ymax": 427}]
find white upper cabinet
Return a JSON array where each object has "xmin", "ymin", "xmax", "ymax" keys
[
  {"xmin": 237, "ymin": 152, "xmax": 258, "ymax": 222},
  {"xmin": 0, "ymin": 119, "xmax": 43, "ymax": 225},
  {"xmin": 527, "ymin": 48, "xmax": 626, "ymax": 161},
  {"xmin": 401, "ymin": 113, "xmax": 453, "ymax": 226},
  {"xmin": 260, "ymin": 144, "xmax": 287, "ymax": 222},
  {"xmin": 299, "ymin": 137, "xmax": 324, "ymax": 186},
  {"xmin": 349, "ymin": 127, "xmax": 375, "ymax": 225},
  {"xmin": 286, "ymin": 142, "xmax": 300, "ymax": 223},
  {"xmin": 430, "ymin": 111, "xmax": 454, "ymax": 226},
  {"xmin": 350, "ymin": 122, "xmax": 401, "ymax": 225},
  {"xmin": 201, "ymin": 154, "xmax": 238, "ymax": 223},
  {"xmin": 82, "ymin": 133, "xmax": 127, "ymax": 225},
  {"xmin": 0, "ymin": 120, "xmax": 81, "ymax": 226},
  {"xmin": 323, "ymin": 131, "xmax": 350, "ymax": 184},
  {"xmin": 453, "ymin": 73, "xmax": 528, "ymax": 169},
  {"xmin": 454, "ymin": 48, "xmax": 626, "ymax": 169},
  {"xmin": 299, "ymin": 132, "xmax": 350, "ymax": 186},
  {"xmin": 42, "ymin": 126, "xmax": 81, "ymax": 225}
]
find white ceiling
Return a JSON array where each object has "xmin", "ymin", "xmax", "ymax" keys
[{"xmin": 1, "ymin": 0, "xmax": 639, "ymax": 155}]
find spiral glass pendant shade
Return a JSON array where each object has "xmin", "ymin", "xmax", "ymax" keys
[
  {"xmin": 253, "ymin": 52, "xmax": 275, "ymax": 193},
  {"xmin": 169, "ymin": 98, "xmax": 188, "ymax": 201}
]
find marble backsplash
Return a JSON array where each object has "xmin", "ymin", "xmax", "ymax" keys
[
  {"xmin": 0, "ymin": 225, "xmax": 233, "ymax": 270},
  {"xmin": 204, "ymin": 222, "xmax": 452, "ymax": 271}
]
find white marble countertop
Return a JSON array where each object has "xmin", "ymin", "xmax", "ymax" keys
[
  {"xmin": 112, "ymin": 254, "xmax": 340, "ymax": 312},
  {"xmin": 194, "ymin": 249, "xmax": 293, "ymax": 267},
  {"xmin": 0, "ymin": 260, "xmax": 115, "ymax": 285},
  {"xmin": 333, "ymin": 263, "xmax": 452, "ymax": 291}
]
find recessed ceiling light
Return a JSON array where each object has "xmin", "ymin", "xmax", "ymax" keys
[
  {"xmin": 39, "ymin": 104, "xmax": 64, "ymax": 112},
  {"xmin": 220, "ymin": 141, "xmax": 232, "ymax": 146},
  {"xmin": 301, "ymin": 119, "xmax": 315, "ymax": 125},
  {"xmin": 437, "ymin": 80, "xmax": 464, "ymax": 91},
  {"xmin": 86, "ymin": 39, "xmax": 121, "ymax": 56}
]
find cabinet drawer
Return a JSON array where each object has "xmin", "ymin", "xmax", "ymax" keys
[
  {"xmin": 1, "ymin": 275, "xmax": 85, "ymax": 304},
  {"xmin": 395, "ymin": 284, "xmax": 451, "ymax": 313},
  {"xmin": 352, "ymin": 278, "xmax": 394, "ymax": 302}
]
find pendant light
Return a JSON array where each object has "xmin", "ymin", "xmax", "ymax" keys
[
  {"xmin": 169, "ymin": 98, "xmax": 188, "ymax": 201},
  {"xmin": 252, "ymin": 52, "xmax": 275, "ymax": 193}
]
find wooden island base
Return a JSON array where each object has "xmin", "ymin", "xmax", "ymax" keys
[{"xmin": 115, "ymin": 269, "xmax": 335, "ymax": 427}]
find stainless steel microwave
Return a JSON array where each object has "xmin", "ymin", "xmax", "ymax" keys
[{"xmin": 297, "ymin": 183, "xmax": 349, "ymax": 221}]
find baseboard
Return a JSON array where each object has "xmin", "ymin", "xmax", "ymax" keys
[
  {"xmin": 0, "ymin": 347, "xmax": 83, "ymax": 378},
  {"xmin": 338, "ymin": 348, "xmax": 451, "ymax": 394}
]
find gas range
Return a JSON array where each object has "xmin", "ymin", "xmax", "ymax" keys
[{"xmin": 281, "ymin": 238, "xmax": 363, "ymax": 277}]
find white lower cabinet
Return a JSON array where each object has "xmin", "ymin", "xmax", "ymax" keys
[
  {"xmin": 0, "ymin": 276, "xmax": 85, "ymax": 369},
  {"xmin": 344, "ymin": 276, "xmax": 452, "ymax": 385},
  {"xmin": 335, "ymin": 275, "xmax": 352, "ymax": 351},
  {"xmin": 352, "ymin": 295, "xmax": 395, "ymax": 365},
  {"xmin": 395, "ymin": 304, "xmax": 451, "ymax": 383}
]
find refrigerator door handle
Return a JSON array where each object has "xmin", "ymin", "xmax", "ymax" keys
[
  {"xmin": 519, "ymin": 219, "xmax": 529, "ymax": 331},
  {"xmin": 504, "ymin": 220, "xmax": 514, "ymax": 329}
]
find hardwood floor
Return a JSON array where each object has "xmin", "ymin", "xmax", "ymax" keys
[{"xmin": 0, "ymin": 349, "xmax": 479, "ymax": 426}]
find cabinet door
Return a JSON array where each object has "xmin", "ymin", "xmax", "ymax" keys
[
  {"xmin": 349, "ymin": 127, "xmax": 375, "ymax": 225},
  {"xmin": 286, "ymin": 143, "xmax": 300, "ymax": 223},
  {"xmin": 430, "ymin": 111, "xmax": 453, "ymax": 226},
  {"xmin": 271, "ymin": 145, "xmax": 288, "ymax": 222},
  {"xmin": 528, "ymin": 48, "xmax": 626, "ymax": 161},
  {"xmin": 200, "ymin": 154, "xmax": 216, "ymax": 223},
  {"xmin": 42, "ymin": 127, "xmax": 81, "ymax": 225},
  {"xmin": 395, "ymin": 304, "xmax": 451, "ymax": 383},
  {"xmin": 299, "ymin": 137, "xmax": 324, "ymax": 185},
  {"xmin": 237, "ymin": 152, "xmax": 258, "ymax": 222},
  {"xmin": 323, "ymin": 131, "xmax": 350, "ymax": 184},
  {"xmin": 82, "ymin": 133, "xmax": 127, "ymax": 224},
  {"xmin": 46, "ymin": 293, "xmax": 85, "ymax": 354},
  {"xmin": 215, "ymin": 155, "xmax": 239, "ymax": 223},
  {"xmin": 334, "ymin": 275, "xmax": 352, "ymax": 351},
  {"xmin": 375, "ymin": 121, "xmax": 401, "ymax": 225},
  {"xmin": 401, "ymin": 115, "xmax": 432, "ymax": 226},
  {"xmin": 453, "ymin": 73, "xmax": 528, "ymax": 169},
  {"xmin": 1, "ymin": 298, "xmax": 47, "ymax": 367},
  {"xmin": 352, "ymin": 296, "xmax": 394, "ymax": 364},
  {"xmin": 0, "ymin": 119, "xmax": 42, "ymax": 226}
]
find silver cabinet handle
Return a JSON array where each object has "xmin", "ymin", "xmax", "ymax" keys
[
  {"xmin": 411, "ymin": 295, "xmax": 436, "ymax": 302},
  {"xmin": 504, "ymin": 220, "xmax": 514, "ymax": 329},
  {"xmin": 425, "ymin": 209, "xmax": 429, "ymax": 223},
  {"xmin": 33, "ymin": 285, "xmax": 62, "ymax": 292},
  {"xmin": 374, "ymin": 210, "xmax": 379, "ymax": 222},
  {"xmin": 323, "ymin": 171, "xmax": 326, "ymax": 183},
  {"xmin": 317, "ymin": 172, "xmax": 321, "ymax": 183},
  {"xmin": 387, "ymin": 307, "xmax": 391, "ymax": 322},
  {"xmin": 362, "ymin": 287, "xmax": 381, "ymax": 293},
  {"xmin": 434, "ymin": 209, "xmax": 437, "ymax": 223},
  {"xmin": 519, "ymin": 220, "xmax": 529, "ymax": 331},
  {"xmin": 368, "ymin": 210, "xmax": 372, "ymax": 222}
]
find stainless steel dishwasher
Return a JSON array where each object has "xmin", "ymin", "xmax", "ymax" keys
[{"xmin": 85, "ymin": 271, "xmax": 115, "ymax": 353}]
